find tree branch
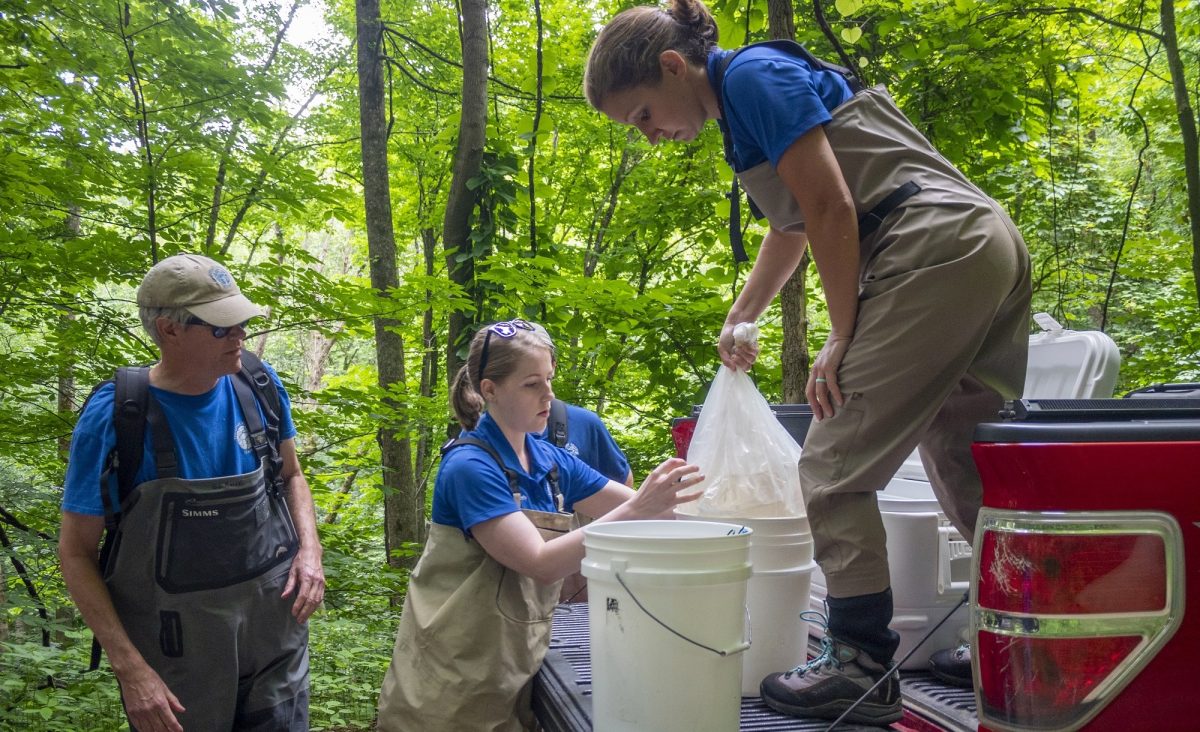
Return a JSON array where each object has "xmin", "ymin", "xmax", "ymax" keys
[
  {"xmin": 977, "ymin": 5, "xmax": 1162, "ymax": 42},
  {"xmin": 0, "ymin": 505, "xmax": 54, "ymax": 543}
]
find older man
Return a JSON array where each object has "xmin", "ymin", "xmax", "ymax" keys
[{"xmin": 59, "ymin": 254, "xmax": 324, "ymax": 731}]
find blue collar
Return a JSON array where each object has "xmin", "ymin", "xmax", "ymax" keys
[{"xmin": 473, "ymin": 413, "xmax": 555, "ymax": 486}]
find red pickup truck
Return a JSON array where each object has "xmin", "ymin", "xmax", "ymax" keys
[
  {"xmin": 534, "ymin": 325, "xmax": 1199, "ymax": 731},
  {"xmin": 968, "ymin": 395, "xmax": 1199, "ymax": 732}
]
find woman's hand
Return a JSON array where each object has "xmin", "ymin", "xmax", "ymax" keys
[
  {"xmin": 626, "ymin": 458, "xmax": 704, "ymax": 518},
  {"xmin": 807, "ymin": 334, "xmax": 851, "ymax": 420},
  {"xmin": 474, "ymin": 459, "xmax": 705, "ymax": 583},
  {"xmin": 718, "ymin": 322, "xmax": 759, "ymax": 371}
]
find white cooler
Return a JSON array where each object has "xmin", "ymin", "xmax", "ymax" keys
[{"xmin": 809, "ymin": 313, "xmax": 1121, "ymax": 668}]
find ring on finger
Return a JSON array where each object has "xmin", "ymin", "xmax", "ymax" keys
[{"xmin": 815, "ymin": 377, "xmax": 827, "ymax": 384}]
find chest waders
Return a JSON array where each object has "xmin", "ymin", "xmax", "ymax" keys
[
  {"xmin": 377, "ymin": 439, "xmax": 575, "ymax": 732},
  {"xmin": 98, "ymin": 360, "xmax": 309, "ymax": 730},
  {"xmin": 714, "ymin": 42, "xmax": 1031, "ymax": 613}
]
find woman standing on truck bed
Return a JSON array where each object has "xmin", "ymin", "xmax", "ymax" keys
[{"xmin": 585, "ymin": 0, "xmax": 1031, "ymax": 724}]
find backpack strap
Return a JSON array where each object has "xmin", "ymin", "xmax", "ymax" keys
[
  {"xmin": 102, "ymin": 367, "xmax": 179, "ymax": 528},
  {"xmin": 441, "ymin": 436, "xmax": 563, "ymax": 512},
  {"xmin": 548, "ymin": 399, "xmax": 569, "ymax": 449},
  {"xmin": 91, "ymin": 365, "xmax": 177, "ymax": 672},
  {"xmin": 231, "ymin": 349, "xmax": 284, "ymax": 493}
]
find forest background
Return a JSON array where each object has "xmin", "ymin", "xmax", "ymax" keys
[{"xmin": 1, "ymin": 0, "xmax": 1198, "ymax": 728}]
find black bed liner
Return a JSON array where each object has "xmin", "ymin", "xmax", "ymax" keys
[{"xmin": 534, "ymin": 603, "xmax": 977, "ymax": 732}]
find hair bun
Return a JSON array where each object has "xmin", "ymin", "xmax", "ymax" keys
[{"xmin": 668, "ymin": 0, "xmax": 718, "ymax": 44}]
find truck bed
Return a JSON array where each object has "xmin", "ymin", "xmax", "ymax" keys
[{"xmin": 533, "ymin": 603, "xmax": 977, "ymax": 732}]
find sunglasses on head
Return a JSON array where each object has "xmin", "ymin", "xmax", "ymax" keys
[
  {"xmin": 477, "ymin": 319, "xmax": 535, "ymax": 380},
  {"xmin": 186, "ymin": 315, "xmax": 249, "ymax": 339}
]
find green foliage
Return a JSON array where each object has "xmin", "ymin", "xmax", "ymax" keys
[
  {"xmin": 2, "ymin": 0, "xmax": 1199, "ymax": 727},
  {"xmin": 0, "ymin": 634, "xmax": 125, "ymax": 731}
]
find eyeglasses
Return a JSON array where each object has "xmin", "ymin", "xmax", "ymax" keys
[
  {"xmin": 477, "ymin": 319, "xmax": 535, "ymax": 380},
  {"xmin": 185, "ymin": 316, "xmax": 249, "ymax": 339}
]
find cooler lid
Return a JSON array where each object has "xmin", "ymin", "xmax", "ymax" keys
[{"xmin": 1023, "ymin": 313, "xmax": 1121, "ymax": 399}]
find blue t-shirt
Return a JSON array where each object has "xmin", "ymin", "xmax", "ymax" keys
[
  {"xmin": 62, "ymin": 362, "xmax": 297, "ymax": 516},
  {"xmin": 538, "ymin": 402, "xmax": 631, "ymax": 483},
  {"xmin": 708, "ymin": 46, "xmax": 854, "ymax": 171},
  {"xmin": 433, "ymin": 412, "xmax": 610, "ymax": 533}
]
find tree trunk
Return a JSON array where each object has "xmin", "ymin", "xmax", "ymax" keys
[
  {"xmin": 357, "ymin": 0, "xmax": 419, "ymax": 572},
  {"xmin": 1160, "ymin": 0, "xmax": 1200, "ymax": 307},
  {"xmin": 58, "ymin": 206, "xmax": 81, "ymax": 463},
  {"xmin": 526, "ymin": 0, "xmax": 544, "ymax": 258},
  {"xmin": 771, "ymin": 0, "xmax": 811, "ymax": 402},
  {"xmin": 418, "ymin": 227, "xmax": 439, "ymax": 484},
  {"xmin": 443, "ymin": 0, "xmax": 490, "ymax": 387}
]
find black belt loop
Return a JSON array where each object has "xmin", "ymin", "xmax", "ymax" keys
[{"xmin": 858, "ymin": 181, "xmax": 921, "ymax": 239}]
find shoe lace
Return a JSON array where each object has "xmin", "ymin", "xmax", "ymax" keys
[{"xmin": 784, "ymin": 610, "xmax": 841, "ymax": 679}]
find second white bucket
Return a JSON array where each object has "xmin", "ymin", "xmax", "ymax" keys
[
  {"xmin": 680, "ymin": 511, "xmax": 816, "ymax": 696},
  {"xmin": 582, "ymin": 520, "xmax": 752, "ymax": 732}
]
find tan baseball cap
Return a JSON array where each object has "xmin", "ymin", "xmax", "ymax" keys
[{"xmin": 137, "ymin": 254, "xmax": 265, "ymax": 327}]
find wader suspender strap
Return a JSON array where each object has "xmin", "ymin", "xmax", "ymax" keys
[
  {"xmin": 712, "ymin": 41, "xmax": 919, "ymax": 256},
  {"xmin": 441, "ymin": 437, "xmax": 563, "ymax": 511},
  {"xmin": 548, "ymin": 399, "xmax": 569, "ymax": 449}
]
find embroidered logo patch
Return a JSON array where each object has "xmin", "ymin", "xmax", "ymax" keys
[
  {"xmin": 209, "ymin": 266, "xmax": 234, "ymax": 289},
  {"xmin": 235, "ymin": 423, "xmax": 251, "ymax": 451}
]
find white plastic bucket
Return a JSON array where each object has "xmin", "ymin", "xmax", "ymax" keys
[
  {"xmin": 581, "ymin": 520, "xmax": 752, "ymax": 732},
  {"xmin": 679, "ymin": 511, "xmax": 815, "ymax": 695}
]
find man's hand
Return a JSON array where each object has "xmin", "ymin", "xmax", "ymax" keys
[
  {"xmin": 282, "ymin": 543, "xmax": 325, "ymax": 622},
  {"xmin": 117, "ymin": 662, "xmax": 186, "ymax": 732}
]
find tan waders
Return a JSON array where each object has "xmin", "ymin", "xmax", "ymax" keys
[
  {"xmin": 377, "ymin": 502, "xmax": 574, "ymax": 732},
  {"xmin": 736, "ymin": 84, "xmax": 1032, "ymax": 599}
]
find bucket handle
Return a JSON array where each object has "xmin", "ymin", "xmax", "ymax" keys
[{"xmin": 615, "ymin": 572, "xmax": 752, "ymax": 657}]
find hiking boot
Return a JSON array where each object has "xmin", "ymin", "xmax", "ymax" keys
[
  {"xmin": 929, "ymin": 642, "xmax": 973, "ymax": 688},
  {"xmin": 760, "ymin": 633, "xmax": 902, "ymax": 726}
]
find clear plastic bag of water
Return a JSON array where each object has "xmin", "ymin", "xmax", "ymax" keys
[{"xmin": 686, "ymin": 324, "xmax": 805, "ymax": 518}]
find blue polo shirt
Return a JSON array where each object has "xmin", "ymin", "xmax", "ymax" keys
[
  {"xmin": 433, "ymin": 412, "xmax": 610, "ymax": 533},
  {"xmin": 708, "ymin": 46, "xmax": 854, "ymax": 172},
  {"xmin": 537, "ymin": 402, "xmax": 631, "ymax": 483},
  {"xmin": 62, "ymin": 363, "xmax": 297, "ymax": 516}
]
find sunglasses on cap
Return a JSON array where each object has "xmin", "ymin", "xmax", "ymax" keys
[
  {"xmin": 186, "ymin": 315, "xmax": 249, "ymax": 339},
  {"xmin": 477, "ymin": 319, "xmax": 535, "ymax": 381}
]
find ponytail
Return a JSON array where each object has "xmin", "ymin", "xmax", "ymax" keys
[{"xmin": 450, "ymin": 363, "xmax": 485, "ymax": 431}]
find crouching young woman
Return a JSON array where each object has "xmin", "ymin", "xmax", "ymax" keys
[{"xmin": 376, "ymin": 319, "xmax": 703, "ymax": 731}]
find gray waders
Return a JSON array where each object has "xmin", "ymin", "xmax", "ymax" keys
[{"xmin": 101, "ymin": 376, "xmax": 309, "ymax": 730}]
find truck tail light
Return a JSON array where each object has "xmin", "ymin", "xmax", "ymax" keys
[
  {"xmin": 972, "ymin": 510, "xmax": 1184, "ymax": 732},
  {"xmin": 671, "ymin": 417, "xmax": 696, "ymax": 459}
]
